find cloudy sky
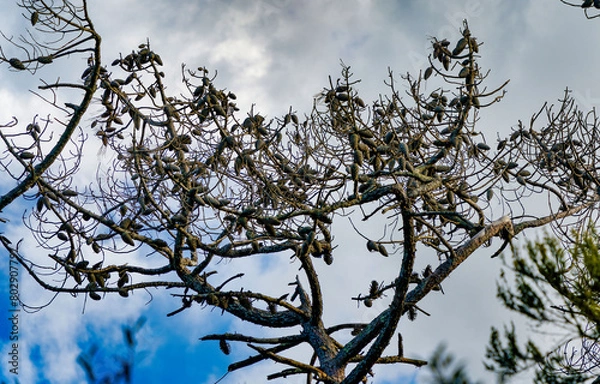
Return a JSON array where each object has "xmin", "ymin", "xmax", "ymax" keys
[{"xmin": 0, "ymin": 1, "xmax": 598, "ymax": 383}]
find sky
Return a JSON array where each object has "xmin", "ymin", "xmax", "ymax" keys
[{"xmin": 0, "ymin": 1, "xmax": 599, "ymax": 383}]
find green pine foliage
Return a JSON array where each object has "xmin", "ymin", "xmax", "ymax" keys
[
  {"xmin": 425, "ymin": 344, "xmax": 483, "ymax": 384},
  {"xmin": 486, "ymin": 226, "xmax": 600, "ymax": 383}
]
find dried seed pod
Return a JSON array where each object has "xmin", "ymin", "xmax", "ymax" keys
[
  {"xmin": 497, "ymin": 140, "xmax": 507, "ymax": 151},
  {"xmin": 193, "ymin": 86, "xmax": 204, "ymax": 97},
  {"xmin": 9, "ymin": 58, "xmax": 26, "ymax": 70},
  {"xmin": 366, "ymin": 240, "xmax": 378, "ymax": 252},
  {"xmin": 204, "ymin": 196, "xmax": 222, "ymax": 208},
  {"xmin": 382, "ymin": 131, "xmax": 394, "ymax": 145},
  {"xmin": 354, "ymin": 97, "xmax": 366, "ymax": 108},
  {"xmin": 452, "ymin": 38, "xmax": 468, "ymax": 55},
  {"xmin": 65, "ymin": 265, "xmax": 82, "ymax": 284},
  {"xmin": 358, "ymin": 129, "xmax": 374, "ymax": 139},
  {"xmin": 510, "ymin": 130, "xmax": 521, "ymax": 142},
  {"xmin": 398, "ymin": 142, "xmax": 409, "ymax": 156},
  {"xmin": 62, "ymin": 189, "xmax": 78, "ymax": 197},
  {"xmin": 257, "ymin": 216, "xmax": 281, "ymax": 226},
  {"xmin": 152, "ymin": 239, "xmax": 169, "ymax": 248},
  {"xmin": 387, "ymin": 158, "xmax": 396, "ymax": 171},
  {"xmin": 234, "ymin": 156, "xmax": 244, "ymax": 175},
  {"xmin": 213, "ymin": 104, "xmax": 226, "ymax": 117},
  {"xmin": 265, "ymin": 223, "xmax": 276, "ymax": 236},
  {"xmin": 350, "ymin": 164, "xmax": 360, "ymax": 181},
  {"xmin": 435, "ymin": 165, "xmax": 451, "ymax": 173},
  {"xmin": 376, "ymin": 145, "xmax": 391, "ymax": 155},
  {"xmin": 398, "ymin": 333, "xmax": 404, "ymax": 357},
  {"xmin": 377, "ymin": 243, "xmax": 389, "ymax": 257},
  {"xmin": 357, "ymin": 142, "xmax": 370, "ymax": 153},
  {"xmin": 424, "ymin": 66, "xmax": 433, "ymax": 80},
  {"xmin": 353, "ymin": 149, "xmax": 364, "ymax": 165},
  {"xmin": 96, "ymin": 274, "xmax": 105, "ymax": 288},
  {"xmin": 219, "ymin": 339, "xmax": 231, "ymax": 355},
  {"xmin": 443, "ymin": 56, "xmax": 450, "ymax": 71},
  {"xmin": 95, "ymin": 233, "xmax": 112, "ymax": 241},
  {"xmin": 89, "ymin": 291, "xmax": 101, "ymax": 301},
  {"xmin": 117, "ymin": 273, "xmax": 130, "ymax": 288},
  {"xmin": 36, "ymin": 197, "xmax": 46, "ymax": 212},
  {"xmin": 255, "ymin": 138, "xmax": 266, "ymax": 151},
  {"xmin": 30, "ymin": 11, "xmax": 39, "ymax": 26},
  {"xmin": 119, "ymin": 218, "xmax": 133, "ymax": 230},
  {"xmin": 121, "ymin": 232, "xmax": 135, "ymax": 246},
  {"xmin": 444, "ymin": 191, "xmax": 454, "ymax": 205},
  {"xmin": 18, "ymin": 151, "xmax": 35, "ymax": 160},
  {"xmin": 336, "ymin": 92, "xmax": 350, "ymax": 102}
]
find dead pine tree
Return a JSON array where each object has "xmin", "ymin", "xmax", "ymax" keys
[{"xmin": 2, "ymin": 2, "xmax": 600, "ymax": 382}]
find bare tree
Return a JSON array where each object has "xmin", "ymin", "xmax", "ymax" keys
[
  {"xmin": 2, "ymin": 1, "xmax": 600, "ymax": 383},
  {"xmin": 0, "ymin": 0, "xmax": 102, "ymax": 211}
]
